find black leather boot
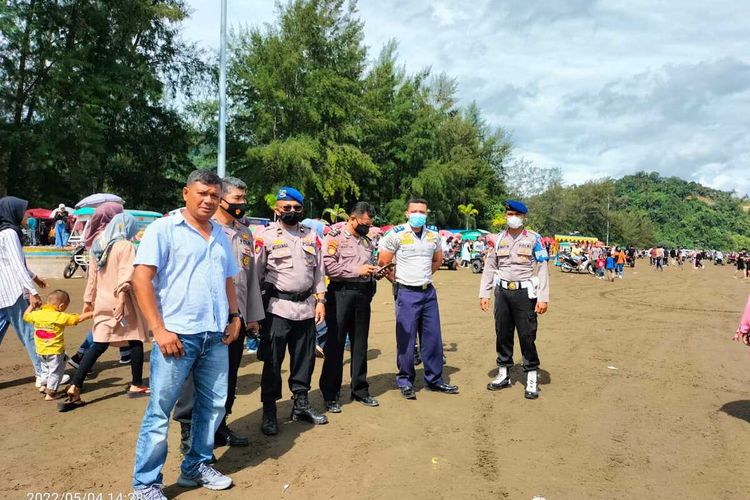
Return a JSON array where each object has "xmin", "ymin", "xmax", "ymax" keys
[
  {"xmin": 179, "ymin": 422, "xmax": 191, "ymax": 455},
  {"xmin": 261, "ymin": 402, "xmax": 278, "ymax": 436},
  {"xmin": 291, "ymin": 393, "xmax": 328, "ymax": 425},
  {"xmin": 215, "ymin": 416, "xmax": 249, "ymax": 447}
]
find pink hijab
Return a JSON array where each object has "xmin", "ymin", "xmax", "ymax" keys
[{"xmin": 83, "ymin": 202, "xmax": 124, "ymax": 250}]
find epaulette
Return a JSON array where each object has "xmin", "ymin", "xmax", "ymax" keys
[
  {"xmin": 393, "ymin": 225, "xmax": 405, "ymax": 233},
  {"xmin": 328, "ymin": 228, "xmax": 341, "ymax": 237}
]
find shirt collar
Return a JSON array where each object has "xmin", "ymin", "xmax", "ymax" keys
[
  {"xmin": 173, "ymin": 209, "xmax": 220, "ymax": 235},
  {"xmin": 41, "ymin": 304, "xmax": 58, "ymax": 311}
]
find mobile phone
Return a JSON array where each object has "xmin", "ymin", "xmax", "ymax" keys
[{"xmin": 375, "ymin": 262, "xmax": 395, "ymax": 274}]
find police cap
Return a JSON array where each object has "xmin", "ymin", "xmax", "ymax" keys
[
  {"xmin": 277, "ymin": 186, "xmax": 304, "ymax": 204},
  {"xmin": 504, "ymin": 199, "xmax": 528, "ymax": 214}
]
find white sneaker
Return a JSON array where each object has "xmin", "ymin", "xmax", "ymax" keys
[
  {"xmin": 60, "ymin": 374, "xmax": 71, "ymax": 385},
  {"xmin": 177, "ymin": 463, "xmax": 233, "ymax": 490}
]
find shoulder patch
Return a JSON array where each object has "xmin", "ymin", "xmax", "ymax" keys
[
  {"xmin": 393, "ymin": 225, "xmax": 406, "ymax": 233},
  {"xmin": 328, "ymin": 228, "xmax": 341, "ymax": 237}
]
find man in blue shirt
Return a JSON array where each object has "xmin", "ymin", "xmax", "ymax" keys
[{"xmin": 131, "ymin": 170, "xmax": 241, "ymax": 499}]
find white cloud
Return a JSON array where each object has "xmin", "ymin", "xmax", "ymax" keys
[{"xmin": 182, "ymin": 0, "xmax": 750, "ymax": 196}]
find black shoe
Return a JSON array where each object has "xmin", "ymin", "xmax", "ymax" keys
[
  {"xmin": 67, "ymin": 352, "xmax": 83, "ymax": 369},
  {"xmin": 180, "ymin": 422, "xmax": 191, "ymax": 455},
  {"xmin": 486, "ymin": 378, "xmax": 511, "ymax": 391},
  {"xmin": 291, "ymin": 393, "xmax": 328, "ymax": 425},
  {"xmin": 261, "ymin": 403, "xmax": 278, "ymax": 436},
  {"xmin": 215, "ymin": 423, "xmax": 249, "ymax": 447},
  {"xmin": 324, "ymin": 399, "xmax": 342, "ymax": 413},
  {"xmin": 400, "ymin": 386, "xmax": 417, "ymax": 400},
  {"xmin": 426, "ymin": 382, "xmax": 459, "ymax": 394},
  {"xmin": 352, "ymin": 394, "xmax": 379, "ymax": 407},
  {"xmin": 524, "ymin": 390, "xmax": 539, "ymax": 400}
]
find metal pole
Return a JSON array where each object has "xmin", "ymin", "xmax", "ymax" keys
[
  {"xmin": 606, "ymin": 196, "xmax": 610, "ymax": 246},
  {"xmin": 217, "ymin": 0, "xmax": 228, "ymax": 177}
]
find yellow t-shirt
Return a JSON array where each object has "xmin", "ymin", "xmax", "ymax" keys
[{"xmin": 23, "ymin": 305, "xmax": 79, "ymax": 355}]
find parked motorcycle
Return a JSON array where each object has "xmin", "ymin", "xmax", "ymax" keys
[
  {"xmin": 63, "ymin": 245, "xmax": 89, "ymax": 279},
  {"xmin": 471, "ymin": 254, "xmax": 485, "ymax": 274},
  {"xmin": 559, "ymin": 253, "xmax": 594, "ymax": 274},
  {"xmin": 442, "ymin": 249, "xmax": 458, "ymax": 270}
]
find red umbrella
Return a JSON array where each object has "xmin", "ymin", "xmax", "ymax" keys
[
  {"xmin": 438, "ymin": 229, "xmax": 453, "ymax": 237},
  {"xmin": 25, "ymin": 208, "xmax": 53, "ymax": 219}
]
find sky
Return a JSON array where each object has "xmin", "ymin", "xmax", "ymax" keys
[{"xmin": 182, "ymin": 0, "xmax": 750, "ymax": 197}]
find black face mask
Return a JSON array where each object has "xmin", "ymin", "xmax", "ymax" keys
[
  {"xmin": 279, "ymin": 211, "xmax": 303, "ymax": 225},
  {"xmin": 354, "ymin": 223, "xmax": 370, "ymax": 237},
  {"xmin": 222, "ymin": 200, "xmax": 247, "ymax": 220}
]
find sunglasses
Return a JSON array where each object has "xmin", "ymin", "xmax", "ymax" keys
[{"xmin": 279, "ymin": 204, "xmax": 304, "ymax": 213}]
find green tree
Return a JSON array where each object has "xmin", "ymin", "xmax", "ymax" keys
[
  {"xmin": 322, "ymin": 203, "xmax": 348, "ymax": 223},
  {"xmin": 457, "ymin": 203, "xmax": 479, "ymax": 229},
  {"xmin": 0, "ymin": 0, "xmax": 206, "ymax": 210}
]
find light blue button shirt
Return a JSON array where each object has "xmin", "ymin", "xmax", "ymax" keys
[
  {"xmin": 134, "ymin": 210, "xmax": 240, "ymax": 335},
  {"xmin": 378, "ymin": 224, "xmax": 441, "ymax": 286}
]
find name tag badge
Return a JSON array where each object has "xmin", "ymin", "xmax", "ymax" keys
[
  {"xmin": 517, "ymin": 246, "xmax": 532, "ymax": 256},
  {"xmin": 303, "ymin": 245, "xmax": 316, "ymax": 255},
  {"xmin": 497, "ymin": 247, "xmax": 510, "ymax": 257}
]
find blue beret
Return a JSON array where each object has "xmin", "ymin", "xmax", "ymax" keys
[
  {"xmin": 277, "ymin": 186, "xmax": 304, "ymax": 204},
  {"xmin": 504, "ymin": 199, "xmax": 528, "ymax": 214}
]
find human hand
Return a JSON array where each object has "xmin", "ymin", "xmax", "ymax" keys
[
  {"xmin": 480, "ymin": 298, "xmax": 490, "ymax": 312},
  {"xmin": 246, "ymin": 320, "xmax": 260, "ymax": 338},
  {"xmin": 535, "ymin": 302, "xmax": 548, "ymax": 314},
  {"xmin": 315, "ymin": 302, "xmax": 326, "ymax": 325},
  {"xmin": 153, "ymin": 326, "xmax": 185, "ymax": 357},
  {"xmin": 223, "ymin": 317, "xmax": 241, "ymax": 345},
  {"xmin": 82, "ymin": 302, "xmax": 94, "ymax": 314},
  {"xmin": 358, "ymin": 264, "xmax": 378, "ymax": 278},
  {"xmin": 29, "ymin": 294, "xmax": 42, "ymax": 309},
  {"xmin": 34, "ymin": 276, "xmax": 47, "ymax": 289}
]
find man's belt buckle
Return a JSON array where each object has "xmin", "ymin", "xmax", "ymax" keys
[{"xmin": 507, "ymin": 281, "xmax": 518, "ymax": 290}]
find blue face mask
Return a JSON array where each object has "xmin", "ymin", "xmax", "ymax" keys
[{"xmin": 408, "ymin": 213, "xmax": 427, "ymax": 228}]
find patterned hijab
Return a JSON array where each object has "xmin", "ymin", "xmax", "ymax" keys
[
  {"xmin": 0, "ymin": 196, "xmax": 28, "ymax": 240},
  {"xmin": 92, "ymin": 213, "xmax": 138, "ymax": 268},
  {"xmin": 83, "ymin": 202, "xmax": 124, "ymax": 250}
]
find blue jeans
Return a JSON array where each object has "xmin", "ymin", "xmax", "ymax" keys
[
  {"xmin": 133, "ymin": 332, "xmax": 228, "ymax": 488},
  {"xmin": 54, "ymin": 221, "xmax": 67, "ymax": 247},
  {"xmin": 0, "ymin": 294, "xmax": 41, "ymax": 377},
  {"xmin": 616, "ymin": 263, "xmax": 624, "ymax": 276}
]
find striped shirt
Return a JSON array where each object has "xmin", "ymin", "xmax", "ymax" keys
[{"xmin": 0, "ymin": 228, "xmax": 37, "ymax": 308}]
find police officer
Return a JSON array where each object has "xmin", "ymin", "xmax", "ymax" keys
[
  {"xmin": 173, "ymin": 177, "xmax": 265, "ymax": 453},
  {"xmin": 320, "ymin": 202, "xmax": 380, "ymax": 412},
  {"xmin": 378, "ymin": 198, "xmax": 458, "ymax": 399},
  {"xmin": 479, "ymin": 200, "xmax": 549, "ymax": 399},
  {"xmin": 255, "ymin": 187, "xmax": 328, "ymax": 435}
]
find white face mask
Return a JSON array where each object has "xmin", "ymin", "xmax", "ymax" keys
[{"xmin": 506, "ymin": 215, "xmax": 524, "ymax": 229}]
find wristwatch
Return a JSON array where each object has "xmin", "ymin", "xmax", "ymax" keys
[
  {"xmin": 228, "ymin": 312, "xmax": 241, "ymax": 322},
  {"xmin": 316, "ymin": 297, "xmax": 327, "ymax": 304}
]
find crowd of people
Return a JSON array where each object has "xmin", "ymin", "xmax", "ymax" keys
[{"xmin": 5, "ymin": 175, "xmax": 549, "ymax": 500}]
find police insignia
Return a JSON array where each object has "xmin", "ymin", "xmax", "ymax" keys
[
  {"xmin": 328, "ymin": 245, "xmax": 337, "ymax": 256},
  {"xmin": 401, "ymin": 234, "xmax": 415, "ymax": 245},
  {"xmin": 241, "ymin": 233, "xmax": 250, "ymax": 241},
  {"xmin": 242, "ymin": 255, "xmax": 250, "ymax": 267}
]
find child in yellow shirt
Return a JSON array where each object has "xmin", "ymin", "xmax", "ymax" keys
[{"xmin": 23, "ymin": 290, "xmax": 92, "ymax": 400}]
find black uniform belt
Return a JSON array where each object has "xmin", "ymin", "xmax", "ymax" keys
[
  {"xmin": 397, "ymin": 283, "xmax": 433, "ymax": 292},
  {"xmin": 329, "ymin": 280, "xmax": 372, "ymax": 291},
  {"xmin": 262, "ymin": 283, "xmax": 313, "ymax": 302}
]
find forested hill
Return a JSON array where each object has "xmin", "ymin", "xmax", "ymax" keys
[{"xmin": 525, "ymin": 172, "xmax": 750, "ymax": 250}]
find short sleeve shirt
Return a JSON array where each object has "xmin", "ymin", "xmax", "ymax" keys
[
  {"xmin": 134, "ymin": 210, "xmax": 240, "ymax": 335},
  {"xmin": 378, "ymin": 224, "xmax": 440, "ymax": 286}
]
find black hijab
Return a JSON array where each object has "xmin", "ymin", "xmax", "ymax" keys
[{"xmin": 0, "ymin": 196, "xmax": 28, "ymax": 240}]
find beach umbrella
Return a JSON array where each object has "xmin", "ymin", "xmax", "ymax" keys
[
  {"xmin": 75, "ymin": 193, "xmax": 124, "ymax": 208},
  {"xmin": 439, "ymin": 229, "xmax": 453, "ymax": 237},
  {"xmin": 49, "ymin": 206, "xmax": 75, "ymax": 217},
  {"xmin": 25, "ymin": 208, "xmax": 52, "ymax": 219}
]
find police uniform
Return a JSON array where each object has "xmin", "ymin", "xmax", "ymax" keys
[
  {"xmin": 173, "ymin": 217, "xmax": 265, "ymax": 447},
  {"xmin": 320, "ymin": 226, "xmax": 377, "ymax": 409},
  {"xmin": 255, "ymin": 187, "xmax": 328, "ymax": 433},
  {"xmin": 479, "ymin": 200, "xmax": 549, "ymax": 399},
  {"xmin": 379, "ymin": 223, "xmax": 457, "ymax": 396}
]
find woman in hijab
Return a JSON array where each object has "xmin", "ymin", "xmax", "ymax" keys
[
  {"xmin": 63, "ymin": 213, "xmax": 149, "ymax": 408},
  {"xmin": 68, "ymin": 202, "xmax": 127, "ymax": 368},
  {"xmin": 0, "ymin": 196, "xmax": 48, "ymax": 384}
]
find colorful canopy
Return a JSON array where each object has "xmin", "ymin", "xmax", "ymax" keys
[
  {"xmin": 554, "ymin": 234, "xmax": 599, "ymax": 243},
  {"xmin": 25, "ymin": 208, "xmax": 52, "ymax": 219}
]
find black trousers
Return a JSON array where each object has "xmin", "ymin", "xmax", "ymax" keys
[
  {"xmin": 260, "ymin": 313, "xmax": 316, "ymax": 403},
  {"xmin": 494, "ymin": 287, "xmax": 540, "ymax": 371},
  {"xmin": 71, "ymin": 340, "xmax": 144, "ymax": 389},
  {"xmin": 173, "ymin": 328, "xmax": 247, "ymax": 424},
  {"xmin": 319, "ymin": 282, "xmax": 373, "ymax": 400}
]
